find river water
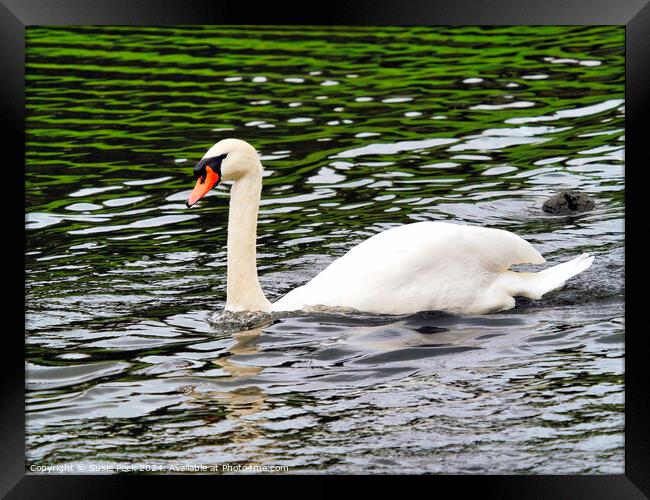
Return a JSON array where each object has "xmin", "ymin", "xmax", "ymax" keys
[{"xmin": 25, "ymin": 26, "xmax": 624, "ymax": 474}]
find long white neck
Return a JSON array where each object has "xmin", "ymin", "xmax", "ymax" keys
[{"xmin": 225, "ymin": 160, "xmax": 272, "ymax": 312}]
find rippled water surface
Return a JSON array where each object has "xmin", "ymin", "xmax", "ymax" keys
[{"xmin": 26, "ymin": 26, "xmax": 624, "ymax": 474}]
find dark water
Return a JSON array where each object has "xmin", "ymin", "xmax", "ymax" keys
[{"xmin": 25, "ymin": 26, "xmax": 624, "ymax": 474}]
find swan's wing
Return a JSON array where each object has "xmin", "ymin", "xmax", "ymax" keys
[
  {"xmin": 343, "ymin": 221, "xmax": 544, "ymax": 271},
  {"xmin": 446, "ymin": 223, "xmax": 545, "ymax": 270},
  {"xmin": 272, "ymin": 221, "xmax": 544, "ymax": 313}
]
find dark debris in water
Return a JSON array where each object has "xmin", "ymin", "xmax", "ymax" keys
[{"xmin": 542, "ymin": 190, "xmax": 596, "ymax": 215}]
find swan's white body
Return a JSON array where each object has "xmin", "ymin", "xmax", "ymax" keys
[
  {"xmin": 189, "ymin": 139, "xmax": 594, "ymax": 316},
  {"xmin": 272, "ymin": 222, "xmax": 593, "ymax": 315}
]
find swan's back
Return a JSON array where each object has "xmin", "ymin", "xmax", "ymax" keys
[{"xmin": 272, "ymin": 221, "xmax": 545, "ymax": 315}]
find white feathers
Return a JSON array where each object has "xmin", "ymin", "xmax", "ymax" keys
[
  {"xmin": 495, "ymin": 252, "xmax": 595, "ymax": 301},
  {"xmin": 271, "ymin": 222, "xmax": 593, "ymax": 315}
]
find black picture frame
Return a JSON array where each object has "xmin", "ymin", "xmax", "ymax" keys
[{"xmin": 3, "ymin": 0, "xmax": 648, "ymax": 497}]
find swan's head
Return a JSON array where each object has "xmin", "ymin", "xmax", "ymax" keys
[{"xmin": 186, "ymin": 138, "xmax": 260, "ymax": 208}]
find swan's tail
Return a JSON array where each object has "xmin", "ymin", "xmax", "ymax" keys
[{"xmin": 500, "ymin": 253, "xmax": 595, "ymax": 300}]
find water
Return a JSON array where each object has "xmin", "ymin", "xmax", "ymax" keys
[{"xmin": 25, "ymin": 26, "xmax": 624, "ymax": 474}]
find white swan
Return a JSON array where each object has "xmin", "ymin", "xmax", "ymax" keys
[{"xmin": 186, "ymin": 138, "xmax": 594, "ymax": 315}]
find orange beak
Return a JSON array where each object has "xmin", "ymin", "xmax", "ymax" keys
[{"xmin": 186, "ymin": 166, "xmax": 220, "ymax": 207}]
